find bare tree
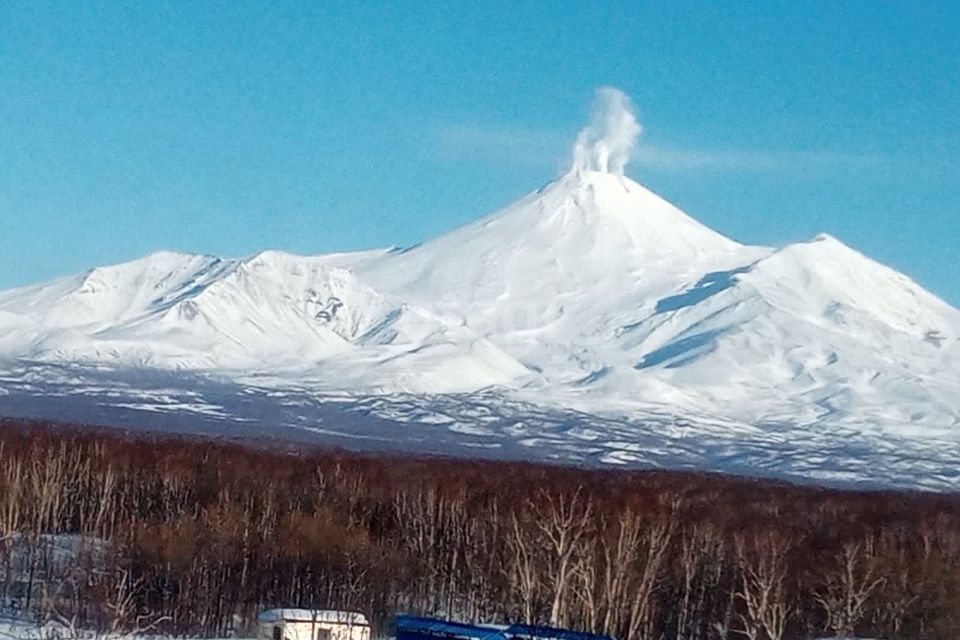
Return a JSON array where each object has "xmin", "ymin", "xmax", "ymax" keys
[
  {"xmin": 813, "ymin": 538, "xmax": 885, "ymax": 638},
  {"xmin": 506, "ymin": 510, "xmax": 541, "ymax": 623},
  {"xmin": 624, "ymin": 513, "xmax": 675, "ymax": 640},
  {"xmin": 532, "ymin": 487, "xmax": 594, "ymax": 627},
  {"xmin": 599, "ymin": 510, "xmax": 642, "ymax": 636},
  {"xmin": 734, "ymin": 530, "xmax": 795, "ymax": 640}
]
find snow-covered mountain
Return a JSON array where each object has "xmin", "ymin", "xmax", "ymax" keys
[
  {"xmin": 1, "ymin": 167, "xmax": 958, "ymax": 489},
  {"xmin": 3, "ymin": 79, "xmax": 959, "ymax": 492},
  {"xmin": 370, "ymin": 170, "xmax": 960, "ymax": 435}
]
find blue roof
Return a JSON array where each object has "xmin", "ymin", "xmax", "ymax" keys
[
  {"xmin": 502, "ymin": 622, "xmax": 612, "ymax": 640},
  {"xmin": 395, "ymin": 616, "xmax": 614, "ymax": 640}
]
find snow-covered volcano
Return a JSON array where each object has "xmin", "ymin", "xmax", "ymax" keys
[
  {"xmin": 1, "ymin": 168, "xmax": 958, "ymax": 489},
  {"xmin": 2, "ymin": 83, "xmax": 959, "ymax": 490},
  {"xmin": 354, "ymin": 170, "xmax": 959, "ymax": 434}
]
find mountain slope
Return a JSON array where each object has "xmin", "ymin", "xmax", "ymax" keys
[
  {"xmin": 360, "ymin": 171, "xmax": 768, "ymax": 332},
  {"xmin": 600, "ymin": 234, "xmax": 960, "ymax": 433},
  {"xmin": 0, "ymin": 249, "xmax": 530, "ymax": 391}
]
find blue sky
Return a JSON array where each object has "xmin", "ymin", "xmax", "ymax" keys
[{"xmin": 1, "ymin": 1, "xmax": 958, "ymax": 304}]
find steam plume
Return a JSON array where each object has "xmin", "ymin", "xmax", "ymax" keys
[{"xmin": 570, "ymin": 87, "xmax": 642, "ymax": 175}]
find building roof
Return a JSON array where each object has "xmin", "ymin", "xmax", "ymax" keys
[
  {"xmin": 395, "ymin": 616, "xmax": 614, "ymax": 640},
  {"xmin": 258, "ymin": 610, "xmax": 369, "ymax": 626}
]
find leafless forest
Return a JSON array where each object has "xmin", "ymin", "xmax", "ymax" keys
[{"xmin": 1, "ymin": 419, "xmax": 959, "ymax": 640}]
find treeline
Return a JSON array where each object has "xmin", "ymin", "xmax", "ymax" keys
[{"xmin": 1, "ymin": 419, "xmax": 959, "ymax": 639}]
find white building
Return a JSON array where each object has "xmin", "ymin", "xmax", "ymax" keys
[{"xmin": 257, "ymin": 610, "xmax": 371, "ymax": 640}]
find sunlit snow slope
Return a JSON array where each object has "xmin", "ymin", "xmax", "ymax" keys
[{"xmin": 1, "ymin": 170, "xmax": 958, "ymax": 489}]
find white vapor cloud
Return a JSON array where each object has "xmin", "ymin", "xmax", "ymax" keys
[
  {"xmin": 630, "ymin": 146, "xmax": 888, "ymax": 172},
  {"xmin": 570, "ymin": 87, "xmax": 642, "ymax": 175},
  {"xmin": 436, "ymin": 125, "xmax": 886, "ymax": 175},
  {"xmin": 435, "ymin": 86, "xmax": 891, "ymax": 176}
]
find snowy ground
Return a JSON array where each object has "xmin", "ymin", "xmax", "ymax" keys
[
  {"xmin": 1, "ymin": 363, "xmax": 957, "ymax": 492},
  {"xmin": 0, "ymin": 616, "xmax": 69, "ymax": 640},
  {"xmin": 0, "ymin": 617, "xmax": 248, "ymax": 640}
]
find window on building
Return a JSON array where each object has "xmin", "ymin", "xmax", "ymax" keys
[
  {"xmin": 317, "ymin": 629, "xmax": 332, "ymax": 640},
  {"xmin": 273, "ymin": 626, "xmax": 282, "ymax": 640}
]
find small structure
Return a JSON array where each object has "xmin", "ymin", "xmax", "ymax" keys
[
  {"xmin": 258, "ymin": 609, "xmax": 371, "ymax": 640},
  {"xmin": 395, "ymin": 615, "xmax": 613, "ymax": 640}
]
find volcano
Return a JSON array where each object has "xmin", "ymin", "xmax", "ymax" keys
[{"xmin": 1, "ymin": 105, "xmax": 958, "ymax": 490}]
